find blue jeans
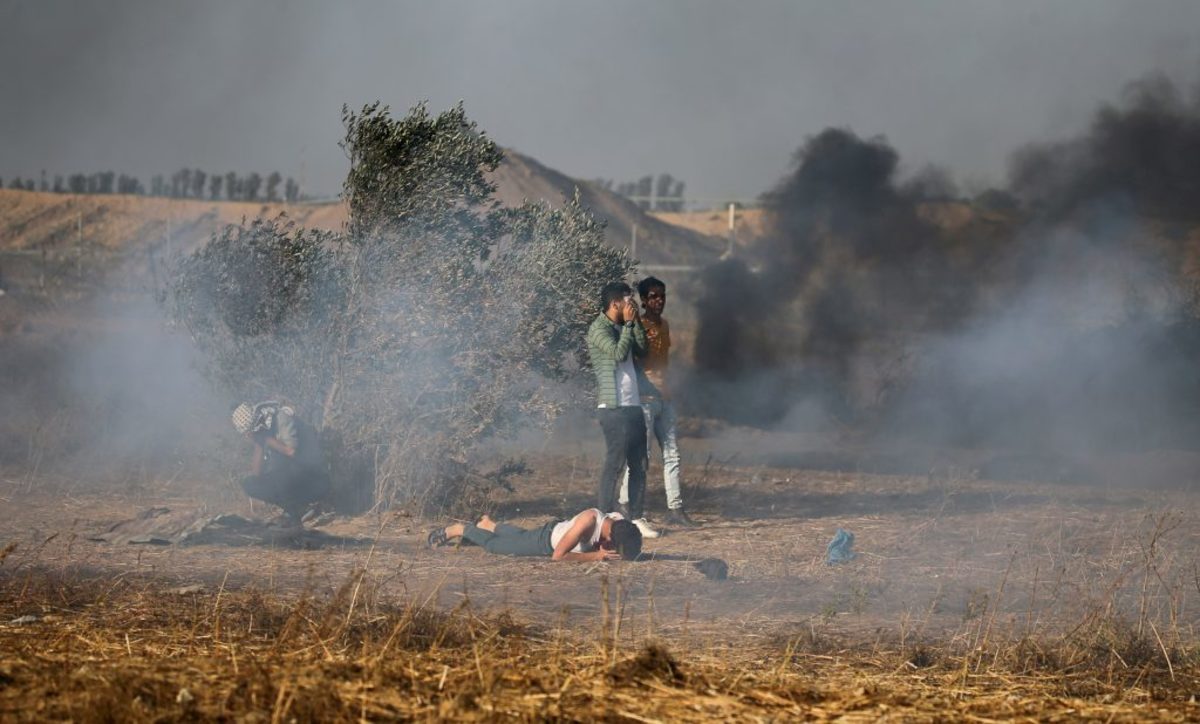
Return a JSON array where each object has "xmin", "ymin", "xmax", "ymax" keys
[{"xmin": 619, "ymin": 398, "xmax": 683, "ymax": 511}]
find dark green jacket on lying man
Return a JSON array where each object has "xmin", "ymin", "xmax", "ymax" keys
[{"xmin": 586, "ymin": 313, "xmax": 659, "ymax": 409}]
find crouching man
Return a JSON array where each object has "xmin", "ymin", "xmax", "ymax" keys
[
  {"xmin": 231, "ymin": 400, "xmax": 330, "ymax": 524},
  {"xmin": 427, "ymin": 508, "xmax": 642, "ymax": 562}
]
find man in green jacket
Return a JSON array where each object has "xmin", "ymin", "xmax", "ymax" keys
[{"xmin": 587, "ymin": 282, "xmax": 659, "ymax": 538}]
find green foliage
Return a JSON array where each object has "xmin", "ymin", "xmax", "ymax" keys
[
  {"xmin": 493, "ymin": 192, "xmax": 631, "ymax": 381},
  {"xmin": 167, "ymin": 217, "xmax": 345, "ymax": 413},
  {"xmin": 341, "ymin": 101, "xmax": 503, "ymax": 241},
  {"xmin": 169, "ymin": 102, "xmax": 633, "ymax": 513}
]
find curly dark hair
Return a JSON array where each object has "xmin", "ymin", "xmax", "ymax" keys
[
  {"xmin": 610, "ymin": 519, "xmax": 643, "ymax": 560},
  {"xmin": 637, "ymin": 276, "xmax": 665, "ymax": 299}
]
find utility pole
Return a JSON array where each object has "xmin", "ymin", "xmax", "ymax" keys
[
  {"xmin": 299, "ymin": 145, "xmax": 307, "ymax": 201},
  {"xmin": 631, "ymin": 223, "xmax": 638, "ymax": 260},
  {"xmin": 724, "ymin": 202, "xmax": 737, "ymax": 258},
  {"xmin": 76, "ymin": 212, "xmax": 83, "ymax": 278},
  {"xmin": 155, "ymin": 214, "xmax": 172, "ymax": 292}
]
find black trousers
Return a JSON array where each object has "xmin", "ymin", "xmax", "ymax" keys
[
  {"xmin": 241, "ymin": 467, "xmax": 330, "ymax": 518},
  {"xmin": 597, "ymin": 406, "xmax": 647, "ymax": 518}
]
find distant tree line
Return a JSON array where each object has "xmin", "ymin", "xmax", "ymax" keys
[
  {"xmin": 591, "ymin": 173, "xmax": 686, "ymax": 212},
  {"xmin": 1, "ymin": 168, "xmax": 304, "ymax": 202}
]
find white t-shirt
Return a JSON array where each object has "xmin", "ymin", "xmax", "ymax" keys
[
  {"xmin": 550, "ymin": 509, "xmax": 625, "ymax": 553},
  {"xmin": 614, "ymin": 352, "xmax": 640, "ymax": 407}
]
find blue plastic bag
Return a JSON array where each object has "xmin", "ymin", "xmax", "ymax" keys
[{"xmin": 826, "ymin": 528, "xmax": 856, "ymax": 565}]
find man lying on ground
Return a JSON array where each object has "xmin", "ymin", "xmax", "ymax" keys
[{"xmin": 427, "ymin": 508, "xmax": 642, "ymax": 562}]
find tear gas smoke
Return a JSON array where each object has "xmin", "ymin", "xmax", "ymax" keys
[{"xmin": 0, "ymin": 285, "xmax": 230, "ymax": 490}]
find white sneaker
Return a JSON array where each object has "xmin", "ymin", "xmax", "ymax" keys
[{"xmin": 632, "ymin": 518, "xmax": 661, "ymax": 539}]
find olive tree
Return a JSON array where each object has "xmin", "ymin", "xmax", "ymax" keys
[{"xmin": 169, "ymin": 102, "xmax": 633, "ymax": 513}]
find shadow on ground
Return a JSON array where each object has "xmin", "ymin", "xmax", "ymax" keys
[
  {"xmin": 90, "ymin": 507, "xmax": 373, "ymax": 550},
  {"xmin": 492, "ymin": 485, "xmax": 1056, "ymax": 524}
]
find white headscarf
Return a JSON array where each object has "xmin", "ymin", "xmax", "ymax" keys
[{"xmin": 230, "ymin": 402, "xmax": 255, "ymax": 434}]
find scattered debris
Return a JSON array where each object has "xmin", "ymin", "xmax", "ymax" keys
[
  {"xmin": 693, "ymin": 558, "xmax": 729, "ymax": 580},
  {"xmin": 826, "ymin": 528, "xmax": 856, "ymax": 565},
  {"xmin": 8, "ymin": 614, "xmax": 40, "ymax": 626},
  {"xmin": 127, "ymin": 536, "xmax": 172, "ymax": 546},
  {"xmin": 301, "ymin": 508, "xmax": 336, "ymax": 527},
  {"xmin": 88, "ymin": 508, "xmax": 367, "ymax": 550},
  {"xmin": 173, "ymin": 584, "xmax": 205, "ymax": 595}
]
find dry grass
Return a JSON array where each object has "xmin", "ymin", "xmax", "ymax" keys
[
  {"xmin": 2, "ymin": 565, "xmax": 1198, "ymax": 722},
  {"xmin": 4, "ymin": 460, "xmax": 1200, "ymax": 720}
]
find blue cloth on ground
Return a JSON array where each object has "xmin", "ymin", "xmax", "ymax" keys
[{"xmin": 826, "ymin": 528, "xmax": 856, "ymax": 565}]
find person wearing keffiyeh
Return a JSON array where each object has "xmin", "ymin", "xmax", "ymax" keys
[{"xmin": 231, "ymin": 400, "xmax": 330, "ymax": 523}]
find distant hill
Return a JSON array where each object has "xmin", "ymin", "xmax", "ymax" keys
[
  {"xmin": 651, "ymin": 207, "xmax": 766, "ymax": 250},
  {"xmin": 0, "ymin": 149, "xmax": 724, "ymax": 268},
  {"xmin": 493, "ymin": 151, "xmax": 724, "ymax": 265}
]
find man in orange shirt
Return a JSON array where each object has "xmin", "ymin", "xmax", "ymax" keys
[{"xmin": 619, "ymin": 277, "xmax": 698, "ymax": 530}]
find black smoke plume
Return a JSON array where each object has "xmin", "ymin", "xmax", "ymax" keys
[
  {"xmin": 1010, "ymin": 74, "xmax": 1200, "ymax": 225},
  {"xmin": 693, "ymin": 128, "xmax": 983, "ymax": 426},
  {"xmin": 690, "ymin": 74, "xmax": 1200, "ymax": 463}
]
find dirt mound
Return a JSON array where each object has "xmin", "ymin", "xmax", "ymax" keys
[
  {"xmin": 652, "ymin": 207, "xmax": 768, "ymax": 247},
  {"xmin": 608, "ymin": 643, "xmax": 685, "ymax": 684},
  {"xmin": 493, "ymin": 151, "xmax": 724, "ymax": 265},
  {"xmin": 0, "ymin": 189, "xmax": 336, "ymax": 255}
]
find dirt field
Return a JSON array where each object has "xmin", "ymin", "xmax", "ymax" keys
[
  {"xmin": 4, "ymin": 234, "xmax": 1200, "ymax": 719},
  {"xmin": 4, "ymin": 449, "xmax": 1200, "ymax": 721}
]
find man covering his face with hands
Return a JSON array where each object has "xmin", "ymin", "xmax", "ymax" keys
[{"xmin": 585, "ymin": 282, "xmax": 659, "ymax": 539}]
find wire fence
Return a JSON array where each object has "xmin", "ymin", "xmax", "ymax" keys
[
  {"xmin": 0, "ymin": 244, "xmax": 173, "ymax": 298},
  {"xmin": 620, "ymin": 195, "xmax": 761, "ymax": 213}
]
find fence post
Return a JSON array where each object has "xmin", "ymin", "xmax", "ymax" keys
[
  {"xmin": 76, "ymin": 212, "xmax": 83, "ymax": 279},
  {"xmin": 726, "ymin": 203, "xmax": 737, "ymax": 257}
]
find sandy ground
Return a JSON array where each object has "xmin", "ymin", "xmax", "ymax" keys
[
  {"xmin": 4, "ymin": 449, "xmax": 1198, "ymax": 649},
  {"xmin": 6, "ymin": 449, "xmax": 1200, "ymax": 720}
]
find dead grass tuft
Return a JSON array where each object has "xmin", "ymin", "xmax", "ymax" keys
[{"xmin": 609, "ymin": 642, "xmax": 685, "ymax": 685}]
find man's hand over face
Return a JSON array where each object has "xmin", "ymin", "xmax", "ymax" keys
[{"xmin": 622, "ymin": 297, "xmax": 639, "ymax": 323}]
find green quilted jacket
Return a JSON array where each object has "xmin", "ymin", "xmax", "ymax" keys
[{"xmin": 586, "ymin": 313, "xmax": 659, "ymax": 408}]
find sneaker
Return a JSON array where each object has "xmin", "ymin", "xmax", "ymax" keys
[
  {"xmin": 631, "ymin": 518, "xmax": 661, "ymax": 539},
  {"xmin": 665, "ymin": 509, "xmax": 699, "ymax": 528},
  {"xmin": 426, "ymin": 527, "xmax": 449, "ymax": 548}
]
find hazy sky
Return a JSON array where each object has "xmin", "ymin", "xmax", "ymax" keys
[{"xmin": 1, "ymin": 1, "xmax": 1198, "ymax": 200}]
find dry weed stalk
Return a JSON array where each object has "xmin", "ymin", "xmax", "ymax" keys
[{"xmin": 2, "ymin": 564, "xmax": 1199, "ymax": 721}]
